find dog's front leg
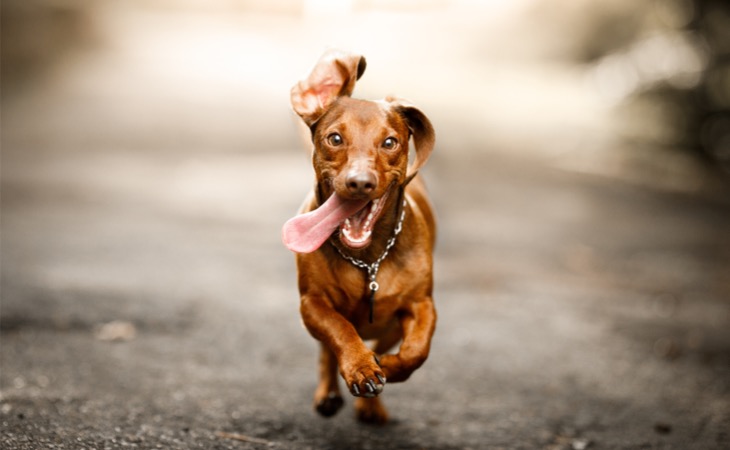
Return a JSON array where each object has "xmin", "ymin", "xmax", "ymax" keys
[
  {"xmin": 378, "ymin": 298, "xmax": 437, "ymax": 382},
  {"xmin": 300, "ymin": 294, "xmax": 387, "ymax": 398}
]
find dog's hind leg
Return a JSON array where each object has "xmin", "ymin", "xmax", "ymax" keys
[
  {"xmin": 354, "ymin": 396, "xmax": 389, "ymax": 425},
  {"xmin": 313, "ymin": 344, "xmax": 344, "ymax": 417}
]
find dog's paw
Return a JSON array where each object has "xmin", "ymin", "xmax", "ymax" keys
[
  {"xmin": 315, "ymin": 392, "xmax": 344, "ymax": 417},
  {"xmin": 343, "ymin": 354, "xmax": 386, "ymax": 398}
]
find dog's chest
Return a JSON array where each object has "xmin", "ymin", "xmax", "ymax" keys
[{"xmin": 336, "ymin": 263, "xmax": 417, "ymax": 326}]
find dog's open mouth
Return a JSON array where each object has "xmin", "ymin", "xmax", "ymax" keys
[
  {"xmin": 282, "ymin": 187, "xmax": 392, "ymax": 254},
  {"xmin": 339, "ymin": 189, "xmax": 390, "ymax": 249}
]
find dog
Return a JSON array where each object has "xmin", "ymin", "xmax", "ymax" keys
[{"xmin": 282, "ymin": 50, "xmax": 437, "ymax": 424}]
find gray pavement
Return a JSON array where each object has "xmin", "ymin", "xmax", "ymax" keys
[{"xmin": 2, "ymin": 4, "xmax": 730, "ymax": 450}]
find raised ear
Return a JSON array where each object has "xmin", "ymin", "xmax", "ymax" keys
[
  {"xmin": 390, "ymin": 99, "xmax": 435, "ymax": 184},
  {"xmin": 290, "ymin": 50, "xmax": 367, "ymax": 126}
]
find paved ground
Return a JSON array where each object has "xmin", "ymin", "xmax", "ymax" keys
[{"xmin": 2, "ymin": 4, "xmax": 730, "ymax": 449}]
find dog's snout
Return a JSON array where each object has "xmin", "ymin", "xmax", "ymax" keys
[{"xmin": 346, "ymin": 170, "xmax": 377, "ymax": 195}]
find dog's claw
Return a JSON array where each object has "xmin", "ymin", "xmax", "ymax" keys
[
  {"xmin": 365, "ymin": 380, "xmax": 376, "ymax": 394},
  {"xmin": 360, "ymin": 381, "xmax": 377, "ymax": 398},
  {"xmin": 351, "ymin": 377, "xmax": 385, "ymax": 398},
  {"xmin": 376, "ymin": 374, "xmax": 386, "ymax": 385}
]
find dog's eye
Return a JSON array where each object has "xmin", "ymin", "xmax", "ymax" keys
[
  {"xmin": 382, "ymin": 137, "xmax": 398, "ymax": 150},
  {"xmin": 327, "ymin": 133, "xmax": 343, "ymax": 146}
]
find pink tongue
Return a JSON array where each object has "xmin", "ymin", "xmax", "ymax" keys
[{"xmin": 282, "ymin": 193, "xmax": 368, "ymax": 253}]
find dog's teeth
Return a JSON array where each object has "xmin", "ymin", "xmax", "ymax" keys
[
  {"xmin": 342, "ymin": 229, "xmax": 371, "ymax": 244},
  {"xmin": 341, "ymin": 212, "xmax": 373, "ymax": 245}
]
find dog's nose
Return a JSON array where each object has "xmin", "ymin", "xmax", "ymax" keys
[{"xmin": 346, "ymin": 170, "xmax": 377, "ymax": 195}]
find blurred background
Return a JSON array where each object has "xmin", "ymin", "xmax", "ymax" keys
[
  {"xmin": 3, "ymin": 0, "xmax": 730, "ymax": 183},
  {"xmin": 2, "ymin": 1, "xmax": 729, "ymax": 448}
]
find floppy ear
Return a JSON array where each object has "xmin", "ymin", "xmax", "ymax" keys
[
  {"xmin": 291, "ymin": 50, "xmax": 367, "ymax": 126},
  {"xmin": 390, "ymin": 99, "xmax": 435, "ymax": 184}
]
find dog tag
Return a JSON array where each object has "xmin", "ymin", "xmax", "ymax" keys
[{"xmin": 368, "ymin": 281, "xmax": 379, "ymax": 324}]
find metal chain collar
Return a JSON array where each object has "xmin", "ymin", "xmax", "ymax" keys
[{"xmin": 332, "ymin": 199, "xmax": 407, "ymax": 323}]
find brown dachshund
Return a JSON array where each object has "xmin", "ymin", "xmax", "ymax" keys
[{"xmin": 282, "ymin": 50, "xmax": 437, "ymax": 424}]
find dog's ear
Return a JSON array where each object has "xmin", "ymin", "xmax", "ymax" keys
[
  {"xmin": 389, "ymin": 99, "xmax": 435, "ymax": 184},
  {"xmin": 291, "ymin": 50, "xmax": 367, "ymax": 126}
]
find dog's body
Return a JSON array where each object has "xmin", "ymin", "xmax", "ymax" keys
[{"xmin": 282, "ymin": 50, "xmax": 437, "ymax": 424}]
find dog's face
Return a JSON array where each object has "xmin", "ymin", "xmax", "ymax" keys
[
  {"xmin": 288, "ymin": 50, "xmax": 434, "ymax": 251},
  {"xmin": 309, "ymin": 97, "xmax": 412, "ymax": 249},
  {"xmin": 312, "ymin": 97, "xmax": 409, "ymax": 202}
]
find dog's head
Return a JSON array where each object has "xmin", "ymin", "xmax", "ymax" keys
[{"xmin": 289, "ymin": 50, "xmax": 434, "ymax": 250}]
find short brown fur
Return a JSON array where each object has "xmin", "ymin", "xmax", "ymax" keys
[{"xmin": 289, "ymin": 50, "xmax": 437, "ymax": 424}]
